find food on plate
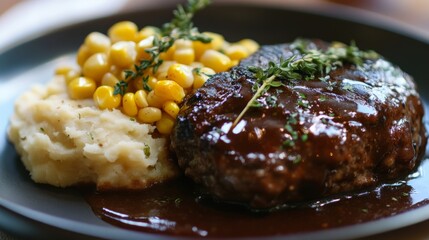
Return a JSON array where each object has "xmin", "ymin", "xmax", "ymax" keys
[
  {"xmin": 8, "ymin": 77, "xmax": 176, "ymax": 189},
  {"xmin": 7, "ymin": 0, "xmax": 258, "ymax": 189},
  {"xmin": 171, "ymin": 39, "xmax": 426, "ymax": 208},
  {"xmin": 7, "ymin": 0, "xmax": 426, "ymax": 212}
]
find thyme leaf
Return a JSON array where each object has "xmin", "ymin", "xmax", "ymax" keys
[
  {"xmin": 143, "ymin": 144, "xmax": 151, "ymax": 158},
  {"xmin": 113, "ymin": 81, "xmax": 128, "ymax": 96},
  {"xmin": 114, "ymin": 0, "xmax": 212, "ymax": 95},
  {"xmin": 142, "ymin": 75, "xmax": 152, "ymax": 92}
]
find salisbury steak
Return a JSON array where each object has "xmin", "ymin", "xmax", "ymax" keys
[{"xmin": 171, "ymin": 39, "xmax": 426, "ymax": 209}]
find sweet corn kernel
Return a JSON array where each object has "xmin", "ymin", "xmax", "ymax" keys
[
  {"xmin": 84, "ymin": 32, "xmax": 111, "ymax": 54},
  {"xmin": 175, "ymin": 39, "xmax": 193, "ymax": 49},
  {"xmin": 167, "ymin": 63, "xmax": 194, "ymax": 88},
  {"xmin": 225, "ymin": 45, "xmax": 249, "ymax": 61},
  {"xmin": 190, "ymin": 62, "xmax": 204, "ymax": 69},
  {"xmin": 136, "ymin": 36, "xmax": 155, "ymax": 60},
  {"xmin": 122, "ymin": 92, "xmax": 138, "ymax": 116},
  {"xmin": 109, "ymin": 65, "xmax": 123, "ymax": 79},
  {"xmin": 108, "ymin": 21, "xmax": 138, "ymax": 43},
  {"xmin": 55, "ymin": 66, "xmax": 74, "ymax": 76},
  {"xmin": 93, "ymin": 86, "xmax": 121, "ymax": 110},
  {"xmin": 101, "ymin": 72, "xmax": 119, "ymax": 87},
  {"xmin": 137, "ymin": 107, "xmax": 162, "ymax": 123},
  {"xmin": 193, "ymin": 32, "xmax": 224, "ymax": 59},
  {"xmin": 159, "ymin": 44, "xmax": 176, "ymax": 60},
  {"xmin": 136, "ymin": 26, "xmax": 159, "ymax": 42},
  {"xmin": 193, "ymin": 76, "xmax": 206, "ymax": 89},
  {"xmin": 67, "ymin": 77, "xmax": 96, "ymax": 100},
  {"xmin": 146, "ymin": 90, "xmax": 165, "ymax": 108},
  {"xmin": 162, "ymin": 101, "xmax": 180, "ymax": 118},
  {"xmin": 154, "ymin": 80, "xmax": 186, "ymax": 103},
  {"xmin": 238, "ymin": 39, "xmax": 259, "ymax": 54},
  {"xmin": 65, "ymin": 69, "xmax": 81, "ymax": 85},
  {"xmin": 146, "ymin": 75, "xmax": 158, "ymax": 90},
  {"xmin": 156, "ymin": 61, "xmax": 176, "ymax": 76},
  {"xmin": 83, "ymin": 53, "xmax": 110, "ymax": 82},
  {"xmin": 134, "ymin": 90, "xmax": 149, "ymax": 108},
  {"xmin": 156, "ymin": 113, "xmax": 175, "ymax": 135},
  {"xmin": 173, "ymin": 48, "xmax": 195, "ymax": 65},
  {"xmin": 201, "ymin": 32, "xmax": 224, "ymax": 48},
  {"xmin": 110, "ymin": 41, "xmax": 137, "ymax": 68},
  {"xmin": 193, "ymin": 67, "xmax": 215, "ymax": 89},
  {"xmin": 200, "ymin": 50, "xmax": 231, "ymax": 73},
  {"xmin": 221, "ymin": 41, "xmax": 231, "ymax": 52},
  {"xmin": 156, "ymin": 72, "xmax": 168, "ymax": 80},
  {"xmin": 77, "ymin": 45, "xmax": 92, "ymax": 67}
]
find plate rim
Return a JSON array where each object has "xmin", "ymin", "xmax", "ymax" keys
[{"xmin": 1, "ymin": 2, "xmax": 429, "ymax": 240}]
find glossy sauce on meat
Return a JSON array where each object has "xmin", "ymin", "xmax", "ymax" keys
[
  {"xmin": 84, "ymin": 158, "xmax": 429, "ymax": 238},
  {"xmin": 171, "ymin": 42, "xmax": 426, "ymax": 208}
]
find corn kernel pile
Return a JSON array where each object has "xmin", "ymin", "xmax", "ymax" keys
[{"xmin": 56, "ymin": 21, "xmax": 259, "ymax": 135}]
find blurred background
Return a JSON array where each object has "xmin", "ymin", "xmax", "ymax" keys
[{"xmin": 0, "ymin": 0, "xmax": 429, "ymax": 51}]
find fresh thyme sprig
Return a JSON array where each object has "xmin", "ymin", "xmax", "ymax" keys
[
  {"xmin": 233, "ymin": 75, "xmax": 277, "ymax": 126},
  {"xmin": 114, "ymin": 0, "xmax": 212, "ymax": 95},
  {"xmin": 232, "ymin": 39, "xmax": 379, "ymax": 127},
  {"xmin": 162, "ymin": 0, "xmax": 213, "ymax": 42}
]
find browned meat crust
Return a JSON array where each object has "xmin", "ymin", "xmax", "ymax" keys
[{"xmin": 171, "ymin": 40, "xmax": 426, "ymax": 209}]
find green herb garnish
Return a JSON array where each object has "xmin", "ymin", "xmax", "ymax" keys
[
  {"xmin": 282, "ymin": 113, "xmax": 308, "ymax": 149},
  {"xmin": 232, "ymin": 39, "xmax": 378, "ymax": 126},
  {"xmin": 292, "ymin": 155, "xmax": 302, "ymax": 164},
  {"xmin": 266, "ymin": 95, "xmax": 278, "ymax": 107},
  {"xmin": 113, "ymin": 80, "xmax": 128, "ymax": 96},
  {"xmin": 114, "ymin": 0, "xmax": 212, "ymax": 95},
  {"xmin": 319, "ymin": 95, "xmax": 328, "ymax": 102},
  {"xmin": 342, "ymin": 83, "xmax": 354, "ymax": 92},
  {"xmin": 193, "ymin": 67, "xmax": 202, "ymax": 76},
  {"xmin": 297, "ymin": 92, "xmax": 309, "ymax": 108},
  {"xmin": 143, "ymin": 143, "xmax": 151, "ymax": 158},
  {"xmin": 161, "ymin": 0, "xmax": 212, "ymax": 42},
  {"xmin": 193, "ymin": 67, "xmax": 215, "ymax": 78}
]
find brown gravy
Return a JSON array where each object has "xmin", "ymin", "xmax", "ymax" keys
[{"xmin": 84, "ymin": 158, "xmax": 429, "ymax": 238}]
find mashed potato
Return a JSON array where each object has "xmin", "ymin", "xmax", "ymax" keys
[{"xmin": 8, "ymin": 76, "xmax": 179, "ymax": 189}]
